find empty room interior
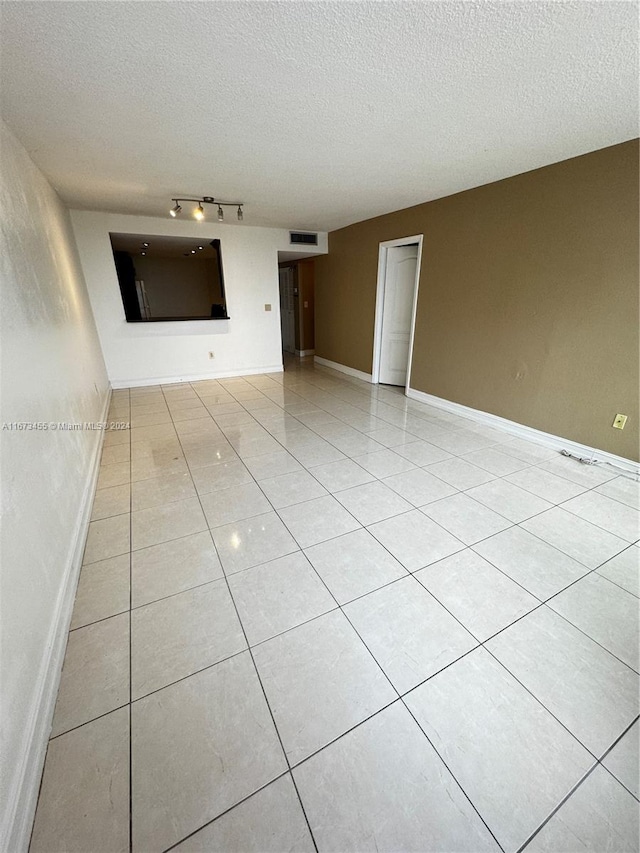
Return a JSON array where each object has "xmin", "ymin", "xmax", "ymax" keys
[{"xmin": 1, "ymin": 2, "xmax": 640, "ymax": 852}]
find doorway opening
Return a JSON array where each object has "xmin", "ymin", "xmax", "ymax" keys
[
  {"xmin": 109, "ymin": 233, "xmax": 229, "ymax": 323},
  {"xmin": 372, "ymin": 235, "xmax": 423, "ymax": 389},
  {"xmin": 278, "ymin": 265, "xmax": 296, "ymax": 356},
  {"xmin": 278, "ymin": 257, "xmax": 316, "ymax": 362}
]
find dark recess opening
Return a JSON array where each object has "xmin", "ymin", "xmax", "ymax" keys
[{"xmin": 109, "ymin": 233, "xmax": 230, "ymax": 322}]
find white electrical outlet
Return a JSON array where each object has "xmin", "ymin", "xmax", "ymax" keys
[{"xmin": 208, "ymin": 351, "xmax": 215, "ymax": 359}]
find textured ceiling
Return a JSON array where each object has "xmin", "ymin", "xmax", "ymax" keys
[{"xmin": 1, "ymin": 1, "xmax": 637, "ymax": 231}]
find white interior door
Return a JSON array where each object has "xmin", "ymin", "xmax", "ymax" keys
[
  {"xmin": 279, "ymin": 268, "xmax": 296, "ymax": 354},
  {"xmin": 379, "ymin": 244, "xmax": 419, "ymax": 385}
]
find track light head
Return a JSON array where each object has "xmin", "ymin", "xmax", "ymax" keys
[
  {"xmin": 170, "ymin": 202, "xmax": 182, "ymax": 217},
  {"xmin": 217, "ymin": 206, "xmax": 224, "ymax": 222},
  {"xmin": 194, "ymin": 203, "xmax": 205, "ymax": 221},
  {"xmin": 237, "ymin": 206, "xmax": 243, "ymax": 221}
]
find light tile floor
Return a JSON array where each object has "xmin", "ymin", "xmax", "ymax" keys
[{"xmin": 30, "ymin": 359, "xmax": 640, "ymax": 853}]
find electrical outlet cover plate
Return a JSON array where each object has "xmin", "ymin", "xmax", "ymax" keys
[{"xmin": 612, "ymin": 413, "xmax": 627, "ymax": 430}]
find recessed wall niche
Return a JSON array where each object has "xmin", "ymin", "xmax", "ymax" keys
[{"xmin": 109, "ymin": 233, "xmax": 229, "ymax": 322}]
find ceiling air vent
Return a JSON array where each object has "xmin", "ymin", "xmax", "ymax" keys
[{"xmin": 290, "ymin": 232, "xmax": 318, "ymax": 246}]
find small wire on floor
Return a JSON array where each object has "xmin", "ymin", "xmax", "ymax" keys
[{"xmin": 560, "ymin": 449, "xmax": 640, "ymax": 482}]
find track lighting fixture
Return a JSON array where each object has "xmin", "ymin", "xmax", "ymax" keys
[{"xmin": 168, "ymin": 196, "xmax": 244, "ymax": 222}]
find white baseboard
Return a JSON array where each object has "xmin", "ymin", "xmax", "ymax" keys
[
  {"xmin": 111, "ymin": 364, "xmax": 284, "ymax": 389},
  {"xmin": 295, "ymin": 349, "xmax": 315, "ymax": 357},
  {"xmin": 314, "ymin": 356, "xmax": 373, "ymax": 383},
  {"xmin": 405, "ymin": 386, "xmax": 639, "ymax": 475},
  {"xmin": 3, "ymin": 388, "xmax": 112, "ymax": 853}
]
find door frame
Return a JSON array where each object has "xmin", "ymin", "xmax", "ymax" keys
[{"xmin": 371, "ymin": 235, "xmax": 424, "ymax": 388}]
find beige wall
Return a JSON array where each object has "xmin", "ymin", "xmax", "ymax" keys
[
  {"xmin": 314, "ymin": 140, "xmax": 639, "ymax": 461},
  {"xmin": 297, "ymin": 260, "xmax": 315, "ymax": 351},
  {"xmin": 133, "ymin": 256, "xmax": 222, "ymax": 318}
]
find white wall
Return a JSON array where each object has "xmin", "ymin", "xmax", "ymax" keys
[
  {"xmin": 0, "ymin": 121, "xmax": 110, "ymax": 850},
  {"xmin": 71, "ymin": 211, "xmax": 328, "ymax": 386}
]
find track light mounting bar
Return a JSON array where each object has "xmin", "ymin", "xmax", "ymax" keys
[{"xmin": 169, "ymin": 196, "xmax": 244, "ymax": 221}]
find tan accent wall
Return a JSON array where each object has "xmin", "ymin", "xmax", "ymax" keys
[
  {"xmin": 297, "ymin": 260, "xmax": 316, "ymax": 351},
  {"xmin": 314, "ymin": 140, "xmax": 639, "ymax": 461}
]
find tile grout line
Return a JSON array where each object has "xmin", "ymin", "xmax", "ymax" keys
[
  {"xmin": 162, "ymin": 383, "xmax": 321, "ymax": 853},
  {"xmin": 211, "ymin": 387, "xmax": 633, "ymax": 571},
  {"xmin": 164, "ymin": 373, "xmax": 509, "ymax": 848},
  {"xmin": 209, "ymin": 369, "xmax": 640, "ymax": 841},
  {"xmin": 514, "ymin": 760, "xmax": 602, "ymax": 853},
  {"xmin": 91, "ymin": 457, "xmax": 637, "ymax": 571},
  {"xmin": 224, "ymin": 418, "xmax": 510, "ymax": 853},
  {"xmin": 153, "ymin": 373, "xmax": 640, "ymax": 693},
  {"xmin": 51, "ymin": 368, "xmax": 638, "ymax": 853},
  {"xmin": 327, "ymin": 535, "xmax": 629, "ymax": 792},
  {"xmin": 159, "ymin": 768, "xmax": 293, "ymax": 853},
  {"xmin": 596, "ymin": 714, "xmax": 640, "ymax": 803},
  {"xmin": 84, "ymin": 471, "xmax": 637, "ymax": 629},
  {"xmin": 271, "ymin": 366, "xmax": 640, "ymax": 832},
  {"xmin": 124, "ymin": 366, "xmax": 629, "ymax": 523},
  {"xmin": 103, "ymin": 375, "xmax": 640, "ymax": 685},
  {"xmin": 63, "ymin": 521, "xmax": 638, "ymax": 737}
]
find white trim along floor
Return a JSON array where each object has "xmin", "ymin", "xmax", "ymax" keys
[{"xmin": 30, "ymin": 357, "xmax": 639, "ymax": 853}]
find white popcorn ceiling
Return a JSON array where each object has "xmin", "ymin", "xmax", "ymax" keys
[{"xmin": 0, "ymin": 1, "xmax": 637, "ymax": 231}]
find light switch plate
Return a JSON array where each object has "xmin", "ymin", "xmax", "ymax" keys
[{"xmin": 264, "ymin": 304, "xmax": 271, "ymax": 312}]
